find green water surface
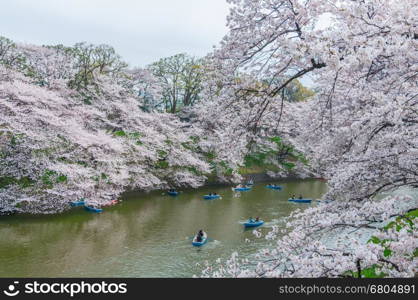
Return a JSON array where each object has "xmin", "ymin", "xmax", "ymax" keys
[{"xmin": 0, "ymin": 179, "xmax": 327, "ymax": 277}]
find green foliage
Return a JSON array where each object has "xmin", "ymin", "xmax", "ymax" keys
[
  {"xmin": 32, "ymin": 147, "xmax": 57, "ymax": 157},
  {"xmin": 368, "ymin": 236, "xmax": 381, "ymax": 244},
  {"xmin": 362, "ymin": 265, "xmax": 386, "ymax": 278},
  {"xmin": 18, "ymin": 176, "xmax": 35, "ymax": 188},
  {"xmin": 218, "ymin": 161, "xmax": 234, "ymax": 176},
  {"xmin": 383, "ymin": 248, "xmax": 392, "ymax": 258},
  {"xmin": 114, "ymin": 130, "xmax": 127, "ymax": 137},
  {"xmin": 56, "ymin": 175, "xmax": 68, "ymax": 183},
  {"xmin": 76, "ymin": 160, "xmax": 88, "ymax": 167},
  {"xmin": 90, "ymin": 173, "xmax": 110, "ymax": 184},
  {"xmin": 349, "ymin": 209, "xmax": 418, "ymax": 277},
  {"xmin": 255, "ymin": 78, "xmax": 314, "ymax": 102},
  {"xmin": 224, "ymin": 168, "xmax": 234, "ymax": 176},
  {"xmin": 406, "ymin": 209, "xmax": 418, "ymax": 218},
  {"xmin": 189, "ymin": 136, "xmax": 200, "ymax": 144},
  {"xmin": 41, "ymin": 170, "xmax": 57, "ymax": 187},
  {"xmin": 187, "ymin": 166, "xmax": 202, "ymax": 176},
  {"xmin": 83, "ymin": 95, "xmax": 93, "ymax": 105},
  {"xmin": 157, "ymin": 150, "xmax": 168, "ymax": 158},
  {"xmin": 112, "ymin": 131, "xmax": 143, "ymax": 146},
  {"xmin": 57, "ymin": 156, "xmax": 68, "ymax": 163},
  {"xmin": 244, "ymin": 152, "xmax": 267, "ymax": 168},
  {"xmin": 368, "ymin": 236, "xmax": 393, "ymax": 258},
  {"xmin": 130, "ymin": 132, "xmax": 143, "ymax": 145},
  {"xmin": 0, "ymin": 36, "xmax": 25, "ymax": 68},
  {"xmin": 182, "ymin": 136, "xmax": 204, "ymax": 153},
  {"xmin": 155, "ymin": 160, "xmax": 169, "ymax": 169},
  {"xmin": 345, "ymin": 264, "xmax": 386, "ymax": 278},
  {"xmin": 9, "ymin": 133, "xmax": 24, "ymax": 146},
  {"xmin": 148, "ymin": 53, "xmax": 205, "ymax": 113},
  {"xmin": 68, "ymin": 42, "xmax": 128, "ymax": 91},
  {"xmin": 41, "ymin": 169, "xmax": 67, "ymax": 188},
  {"xmin": 383, "ymin": 212, "xmax": 415, "ymax": 231},
  {"xmin": 269, "ymin": 136, "xmax": 282, "ymax": 144},
  {"xmin": 0, "ymin": 176, "xmax": 35, "ymax": 189},
  {"xmin": 0, "ymin": 177, "xmax": 17, "ymax": 189},
  {"xmin": 181, "ymin": 142, "xmax": 193, "ymax": 150},
  {"xmin": 243, "ymin": 136, "xmax": 306, "ymax": 173},
  {"xmin": 281, "ymin": 162, "xmax": 296, "ymax": 170},
  {"xmin": 204, "ymin": 151, "xmax": 216, "ymax": 161},
  {"xmin": 283, "ymin": 79, "xmax": 315, "ymax": 102}
]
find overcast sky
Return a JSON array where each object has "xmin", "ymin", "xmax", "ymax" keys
[{"xmin": 0, "ymin": 0, "xmax": 230, "ymax": 67}]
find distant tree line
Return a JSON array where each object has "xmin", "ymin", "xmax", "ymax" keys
[{"xmin": 0, "ymin": 36, "xmax": 315, "ymax": 114}]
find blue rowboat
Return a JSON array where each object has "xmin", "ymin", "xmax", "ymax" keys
[
  {"xmin": 234, "ymin": 187, "xmax": 251, "ymax": 192},
  {"xmin": 244, "ymin": 220, "xmax": 264, "ymax": 228},
  {"xmin": 203, "ymin": 194, "xmax": 220, "ymax": 200},
  {"xmin": 167, "ymin": 191, "xmax": 179, "ymax": 196},
  {"xmin": 192, "ymin": 232, "xmax": 208, "ymax": 247},
  {"xmin": 84, "ymin": 206, "xmax": 103, "ymax": 213},
  {"xmin": 70, "ymin": 200, "xmax": 85, "ymax": 207},
  {"xmin": 266, "ymin": 185, "xmax": 282, "ymax": 190},
  {"xmin": 288, "ymin": 198, "xmax": 312, "ymax": 203}
]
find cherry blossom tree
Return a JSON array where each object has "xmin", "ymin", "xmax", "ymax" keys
[
  {"xmin": 197, "ymin": 0, "xmax": 417, "ymax": 277},
  {"xmin": 0, "ymin": 42, "xmax": 212, "ymax": 214}
]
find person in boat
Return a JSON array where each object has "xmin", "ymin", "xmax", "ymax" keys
[
  {"xmin": 196, "ymin": 230, "xmax": 204, "ymax": 242},
  {"xmin": 255, "ymin": 217, "xmax": 260, "ymax": 222},
  {"xmin": 214, "ymin": 193, "xmax": 218, "ymax": 196},
  {"xmin": 248, "ymin": 217, "xmax": 254, "ymax": 223},
  {"xmin": 298, "ymin": 194, "xmax": 303, "ymax": 199},
  {"xmin": 291, "ymin": 194, "xmax": 296, "ymax": 199}
]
